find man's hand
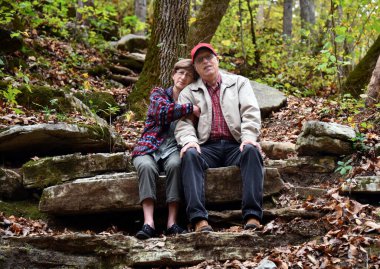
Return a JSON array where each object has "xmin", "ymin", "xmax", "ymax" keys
[
  {"xmin": 180, "ymin": 142, "xmax": 201, "ymax": 158},
  {"xmin": 239, "ymin": 140, "xmax": 263, "ymax": 155}
]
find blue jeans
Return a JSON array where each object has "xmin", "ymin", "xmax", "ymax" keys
[{"xmin": 181, "ymin": 140, "xmax": 264, "ymax": 224}]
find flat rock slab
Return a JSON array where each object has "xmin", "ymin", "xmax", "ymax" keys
[
  {"xmin": 22, "ymin": 152, "xmax": 134, "ymax": 189},
  {"xmin": 260, "ymin": 141, "xmax": 296, "ymax": 159},
  {"xmin": 39, "ymin": 167, "xmax": 284, "ymax": 215},
  {"xmin": 340, "ymin": 176, "xmax": 380, "ymax": 193},
  {"xmin": 0, "ymin": 230, "xmax": 319, "ymax": 268},
  {"xmin": 265, "ymin": 156, "xmax": 336, "ymax": 173},
  {"xmin": 0, "ymin": 124, "xmax": 113, "ymax": 160}
]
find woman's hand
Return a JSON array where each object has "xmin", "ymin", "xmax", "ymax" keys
[{"xmin": 193, "ymin": 105, "xmax": 201, "ymax": 118}]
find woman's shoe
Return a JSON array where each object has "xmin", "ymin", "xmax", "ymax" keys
[
  {"xmin": 165, "ymin": 223, "xmax": 187, "ymax": 236},
  {"xmin": 135, "ymin": 224, "xmax": 157, "ymax": 239}
]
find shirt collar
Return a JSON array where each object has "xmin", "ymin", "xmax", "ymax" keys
[{"xmin": 203, "ymin": 73, "xmax": 222, "ymax": 89}]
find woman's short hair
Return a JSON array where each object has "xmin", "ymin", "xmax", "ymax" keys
[{"xmin": 172, "ymin": 58, "xmax": 198, "ymax": 79}]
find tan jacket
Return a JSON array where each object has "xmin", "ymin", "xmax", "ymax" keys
[{"xmin": 175, "ymin": 72, "xmax": 261, "ymax": 146}]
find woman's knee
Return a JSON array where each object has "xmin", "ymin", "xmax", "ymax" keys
[{"xmin": 134, "ymin": 157, "xmax": 158, "ymax": 175}]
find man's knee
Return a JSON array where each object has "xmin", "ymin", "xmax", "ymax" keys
[
  {"xmin": 242, "ymin": 144, "xmax": 261, "ymax": 158},
  {"xmin": 182, "ymin": 147, "xmax": 199, "ymax": 161},
  {"xmin": 243, "ymin": 143, "xmax": 257, "ymax": 152}
]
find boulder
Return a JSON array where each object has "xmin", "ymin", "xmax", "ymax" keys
[
  {"xmin": 0, "ymin": 124, "xmax": 115, "ymax": 161},
  {"xmin": 260, "ymin": 141, "xmax": 296, "ymax": 159},
  {"xmin": 0, "ymin": 29, "xmax": 23, "ymax": 54},
  {"xmin": 296, "ymin": 121, "xmax": 356, "ymax": 156},
  {"xmin": 39, "ymin": 167, "xmax": 284, "ymax": 215},
  {"xmin": 375, "ymin": 143, "xmax": 380, "ymax": 156},
  {"xmin": 250, "ymin": 81, "xmax": 287, "ymax": 118},
  {"xmin": 116, "ymin": 34, "xmax": 148, "ymax": 52},
  {"xmin": 221, "ymin": 70, "xmax": 287, "ymax": 118},
  {"xmin": 0, "ymin": 168, "xmax": 26, "ymax": 200},
  {"xmin": 114, "ymin": 53, "xmax": 145, "ymax": 71},
  {"xmin": 22, "ymin": 152, "xmax": 133, "ymax": 189}
]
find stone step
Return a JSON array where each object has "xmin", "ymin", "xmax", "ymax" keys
[
  {"xmin": 0, "ymin": 228, "xmax": 328, "ymax": 268},
  {"xmin": 22, "ymin": 152, "xmax": 133, "ymax": 189},
  {"xmin": 0, "ymin": 123, "xmax": 115, "ymax": 161},
  {"xmin": 39, "ymin": 167, "xmax": 284, "ymax": 215}
]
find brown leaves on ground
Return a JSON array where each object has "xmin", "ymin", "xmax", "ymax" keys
[
  {"xmin": 193, "ymin": 188, "xmax": 380, "ymax": 268},
  {"xmin": 0, "ymin": 212, "xmax": 52, "ymax": 236}
]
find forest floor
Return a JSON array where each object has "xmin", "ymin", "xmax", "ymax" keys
[{"xmin": 1, "ymin": 36, "xmax": 380, "ymax": 268}]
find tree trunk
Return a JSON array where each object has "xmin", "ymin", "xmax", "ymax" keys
[
  {"xmin": 342, "ymin": 35, "xmax": 380, "ymax": 98},
  {"xmin": 192, "ymin": 0, "xmax": 199, "ymax": 13},
  {"xmin": 76, "ymin": 0, "xmax": 95, "ymax": 25},
  {"xmin": 128, "ymin": 0, "xmax": 190, "ymax": 118},
  {"xmin": 283, "ymin": 0, "xmax": 293, "ymax": 38},
  {"xmin": 187, "ymin": 0, "xmax": 231, "ymax": 49},
  {"xmin": 300, "ymin": 0, "xmax": 315, "ymax": 30},
  {"xmin": 256, "ymin": 3, "xmax": 264, "ymax": 29},
  {"xmin": 245, "ymin": 0, "xmax": 260, "ymax": 67},
  {"xmin": 365, "ymin": 55, "xmax": 380, "ymax": 107},
  {"xmin": 134, "ymin": 0, "xmax": 146, "ymax": 35}
]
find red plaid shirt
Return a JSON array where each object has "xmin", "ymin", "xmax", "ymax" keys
[{"xmin": 205, "ymin": 75, "xmax": 234, "ymax": 141}]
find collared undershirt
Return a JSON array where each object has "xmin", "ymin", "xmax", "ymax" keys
[{"xmin": 205, "ymin": 74, "xmax": 234, "ymax": 141}]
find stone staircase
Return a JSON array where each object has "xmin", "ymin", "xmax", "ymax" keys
[
  {"xmin": 0, "ymin": 34, "xmax": 379, "ymax": 267},
  {"xmin": 1, "ymin": 119, "xmax": 379, "ymax": 268}
]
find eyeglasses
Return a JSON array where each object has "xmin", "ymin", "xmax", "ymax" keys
[
  {"xmin": 195, "ymin": 54, "xmax": 215, "ymax": 64},
  {"xmin": 176, "ymin": 70, "xmax": 193, "ymax": 79}
]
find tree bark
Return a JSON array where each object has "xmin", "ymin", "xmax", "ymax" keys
[
  {"xmin": 300, "ymin": 0, "xmax": 315, "ymax": 30},
  {"xmin": 256, "ymin": 3, "xmax": 264, "ymax": 29},
  {"xmin": 128, "ymin": 0, "xmax": 190, "ymax": 118},
  {"xmin": 365, "ymin": 55, "xmax": 380, "ymax": 107},
  {"xmin": 342, "ymin": 35, "xmax": 380, "ymax": 98},
  {"xmin": 134, "ymin": 0, "xmax": 146, "ymax": 35},
  {"xmin": 283, "ymin": 0, "xmax": 293, "ymax": 38},
  {"xmin": 76, "ymin": 0, "xmax": 95, "ymax": 25},
  {"xmin": 246, "ymin": 0, "xmax": 260, "ymax": 66},
  {"xmin": 187, "ymin": 0, "xmax": 231, "ymax": 49}
]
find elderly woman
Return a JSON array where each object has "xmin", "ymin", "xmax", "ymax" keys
[{"xmin": 132, "ymin": 59, "xmax": 200, "ymax": 239}]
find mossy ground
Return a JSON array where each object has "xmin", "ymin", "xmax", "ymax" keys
[{"xmin": 0, "ymin": 199, "xmax": 48, "ymax": 221}]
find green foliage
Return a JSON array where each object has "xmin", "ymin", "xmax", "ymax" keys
[
  {"xmin": 210, "ymin": 0, "xmax": 379, "ymax": 97},
  {"xmin": 335, "ymin": 158, "xmax": 353, "ymax": 175},
  {"xmin": 2, "ymin": 84, "xmax": 21, "ymax": 107},
  {"xmin": 1, "ymin": 84, "xmax": 24, "ymax": 115},
  {"xmin": 0, "ymin": 0, "xmax": 146, "ymax": 49},
  {"xmin": 100, "ymin": 101, "xmax": 120, "ymax": 124},
  {"xmin": 351, "ymin": 132, "xmax": 370, "ymax": 152},
  {"xmin": 121, "ymin": 15, "xmax": 146, "ymax": 36},
  {"xmin": 33, "ymin": 99, "xmax": 58, "ymax": 121}
]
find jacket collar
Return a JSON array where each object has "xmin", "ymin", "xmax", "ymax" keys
[
  {"xmin": 165, "ymin": 86, "xmax": 174, "ymax": 102},
  {"xmin": 190, "ymin": 72, "xmax": 235, "ymax": 92}
]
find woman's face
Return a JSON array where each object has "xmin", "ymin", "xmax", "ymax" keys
[{"xmin": 172, "ymin": 68, "xmax": 194, "ymax": 91}]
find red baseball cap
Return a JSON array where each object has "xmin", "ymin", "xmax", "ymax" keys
[{"xmin": 191, "ymin": 43, "xmax": 217, "ymax": 63}]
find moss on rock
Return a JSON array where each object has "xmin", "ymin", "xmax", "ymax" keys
[{"xmin": 74, "ymin": 91, "xmax": 119, "ymax": 120}]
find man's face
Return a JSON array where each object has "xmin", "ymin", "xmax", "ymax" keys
[{"xmin": 194, "ymin": 49, "xmax": 219, "ymax": 80}]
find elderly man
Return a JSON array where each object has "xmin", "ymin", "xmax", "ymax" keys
[{"xmin": 175, "ymin": 43, "xmax": 264, "ymax": 232}]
